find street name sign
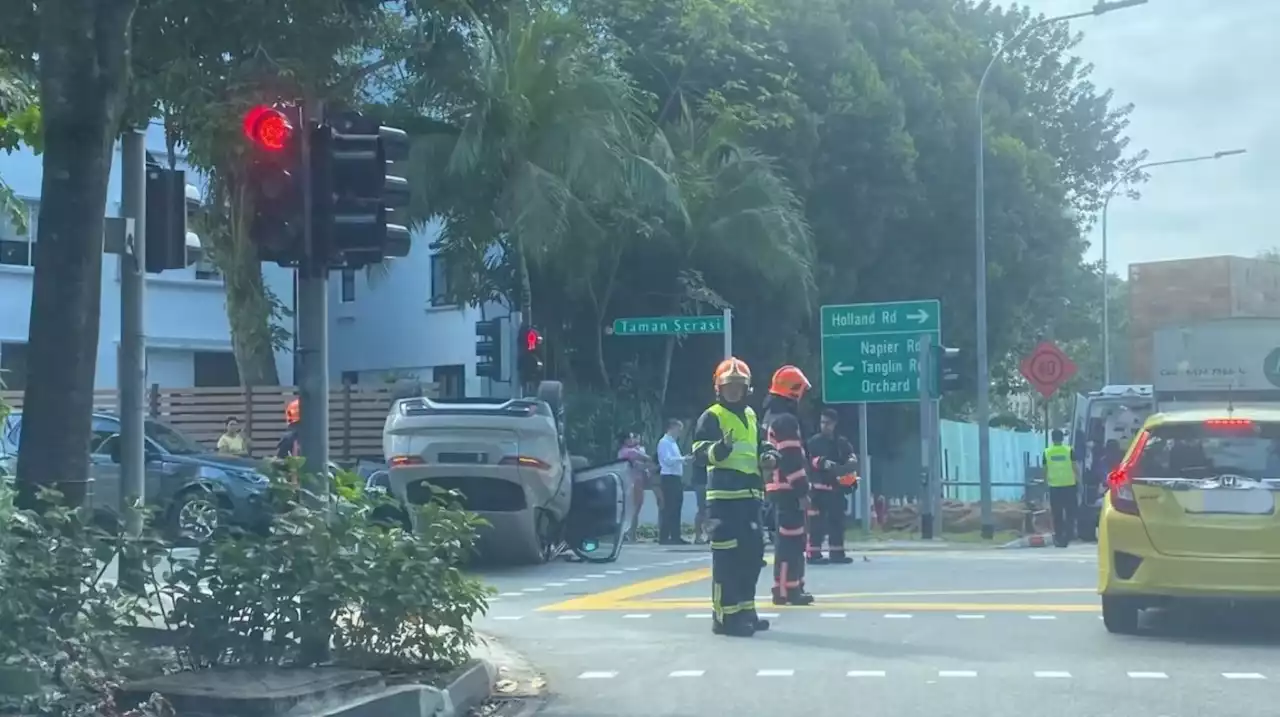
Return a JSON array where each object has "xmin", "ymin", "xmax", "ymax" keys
[
  {"xmin": 821, "ymin": 299, "xmax": 941, "ymax": 404},
  {"xmin": 610, "ymin": 315, "xmax": 725, "ymax": 336}
]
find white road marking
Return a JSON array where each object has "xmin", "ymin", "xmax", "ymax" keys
[
  {"xmin": 622, "ymin": 614, "xmax": 652, "ymax": 619},
  {"xmin": 669, "ymin": 670, "xmax": 705, "ymax": 678},
  {"xmin": 586, "ymin": 574, "xmax": 607, "ymax": 578},
  {"xmin": 492, "ymin": 616, "xmax": 523, "ymax": 621},
  {"xmin": 820, "ymin": 613, "xmax": 848, "ymax": 619},
  {"xmin": 757, "ymin": 669, "xmax": 794, "ymax": 677},
  {"xmin": 1029, "ymin": 615, "xmax": 1057, "ymax": 620},
  {"xmin": 758, "ymin": 612, "xmax": 780, "ymax": 618},
  {"xmin": 578, "ymin": 671, "xmax": 617, "ymax": 680},
  {"xmin": 956, "ymin": 614, "xmax": 986, "ymax": 620},
  {"xmin": 567, "ymin": 578, "xmax": 588, "ymax": 582},
  {"xmin": 685, "ymin": 613, "xmax": 712, "ymax": 619},
  {"xmin": 1034, "ymin": 671, "xmax": 1072, "ymax": 679},
  {"xmin": 557, "ymin": 615, "xmax": 584, "ymax": 620},
  {"xmin": 499, "ymin": 592, "xmax": 523, "ymax": 597},
  {"xmin": 544, "ymin": 582, "xmax": 567, "ymax": 587},
  {"xmin": 624, "ymin": 567, "xmax": 641, "ymax": 571},
  {"xmin": 847, "ymin": 670, "xmax": 886, "ymax": 678},
  {"xmin": 1223, "ymin": 673, "xmax": 1267, "ymax": 680},
  {"xmin": 884, "ymin": 614, "xmax": 913, "ymax": 619},
  {"xmin": 938, "ymin": 670, "xmax": 978, "ymax": 678},
  {"xmin": 521, "ymin": 587, "xmax": 545, "ymax": 592},
  {"xmin": 1127, "ymin": 672, "xmax": 1169, "ymax": 680},
  {"xmin": 606, "ymin": 570, "xmax": 624, "ymax": 575}
]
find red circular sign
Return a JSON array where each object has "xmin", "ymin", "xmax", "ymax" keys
[{"xmin": 1019, "ymin": 341, "xmax": 1077, "ymax": 398}]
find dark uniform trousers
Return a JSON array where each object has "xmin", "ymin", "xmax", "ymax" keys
[
  {"xmin": 709, "ymin": 495, "xmax": 765, "ymax": 626},
  {"xmin": 772, "ymin": 502, "xmax": 807, "ymax": 598},
  {"xmin": 806, "ymin": 485, "xmax": 846, "ymax": 559}
]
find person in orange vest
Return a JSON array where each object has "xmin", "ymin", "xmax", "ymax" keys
[{"xmin": 760, "ymin": 365, "xmax": 816, "ymax": 606}]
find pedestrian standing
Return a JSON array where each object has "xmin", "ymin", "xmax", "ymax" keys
[
  {"xmin": 805, "ymin": 408, "xmax": 858, "ymax": 564},
  {"xmin": 1044, "ymin": 429, "xmax": 1079, "ymax": 548},
  {"xmin": 619, "ymin": 431, "xmax": 658, "ymax": 542},
  {"xmin": 657, "ymin": 419, "xmax": 691, "ymax": 545}
]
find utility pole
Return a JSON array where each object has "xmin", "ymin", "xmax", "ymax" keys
[
  {"xmin": 118, "ymin": 129, "xmax": 147, "ymax": 593},
  {"xmin": 296, "ymin": 102, "xmax": 330, "ymax": 491},
  {"xmin": 917, "ymin": 333, "xmax": 934, "ymax": 540}
]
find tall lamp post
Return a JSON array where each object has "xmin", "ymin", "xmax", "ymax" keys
[
  {"xmin": 973, "ymin": 0, "xmax": 1146, "ymax": 539},
  {"xmin": 1099, "ymin": 148, "xmax": 1248, "ymax": 384}
]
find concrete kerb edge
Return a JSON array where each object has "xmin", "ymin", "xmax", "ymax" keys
[
  {"xmin": 309, "ymin": 659, "xmax": 495, "ymax": 717},
  {"xmin": 999, "ymin": 533, "xmax": 1052, "ymax": 549}
]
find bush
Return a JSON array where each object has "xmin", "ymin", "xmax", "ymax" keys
[
  {"xmin": 0, "ymin": 483, "xmax": 161, "ymax": 716},
  {"xmin": 159, "ymin": 471, "xmax": 490, "ymax": 672}
]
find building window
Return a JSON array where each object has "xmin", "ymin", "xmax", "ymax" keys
[
  {"xmin": 434, "ymin": 365, "xmax": 465, "ymax": 399},
  {"xmin": 431, "ymin": 254, "xmax": 451, "ymax": 306},
  {"xmin": 0, "ymin": 342, "xmax": 28, "ymax": 390},
  {"xmin": 340, "ymin": 269, "xmax": 356, "ymax": 303},
  {"xmin": 193, "ymin": 350, "xmax": 240, "ymax": 387},
  {"xmin": 341, "ymin": 371, "xmax": 359, "ymax": 386},
  {"xmin": 0, "ymin": 201, "xmax": 37, "ymax": 267}
]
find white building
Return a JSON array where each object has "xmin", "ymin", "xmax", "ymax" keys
[{"xmin": 0, "ymin": 127, "xmax": 497, "ymax": 395}]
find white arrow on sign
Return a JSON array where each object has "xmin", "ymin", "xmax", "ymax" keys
[
  {"xmin": 832, "ymin": 362, "xmax": 854, "ymax": 376},
  {"xmin": 907, "ymin": 309, "xmax": 929, "ymax": 325}
]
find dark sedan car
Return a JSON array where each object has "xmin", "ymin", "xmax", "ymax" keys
[{"xmin": 1, "ymin": 412, "xmax": 270, "ymax": 542}]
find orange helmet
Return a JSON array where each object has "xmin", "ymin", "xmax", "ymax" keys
[
  {"xmin": 769, "ymin": 365, "xmax": 811, "ymax": 400},
  {"xmin": 285, "ymin": 398, "xmax": 300, "ymax": 424},
  {"xmin": 713, "ymin": 357, "xmax": 752, "ymax": 391}
]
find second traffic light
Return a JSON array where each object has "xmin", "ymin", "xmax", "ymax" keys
[
  {"xmin": 518, "ymin": 326, "xmax": 545, "ymax": 382},
  {"xmin": 935, "ymin": 345, "xmax": 963, "ymax": 394}
]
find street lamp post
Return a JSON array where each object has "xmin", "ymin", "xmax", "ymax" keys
[
  {"xmin": 974, "ymin": 0, "xmax": 1146, "ymax": 539},
  {"xmin": 1099, "ymin": 148, "xmax": 1248, "ymax": 384}
]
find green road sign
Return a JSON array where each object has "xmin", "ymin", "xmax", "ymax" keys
[
  {"xmin": 611, "ymin": 315, "xmax": 725, "ymax": 336},
  {"xmin": 820, "ymin": 300, "xmax": 941, "ymax": 404}
]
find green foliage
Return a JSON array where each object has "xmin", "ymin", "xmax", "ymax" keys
[{"xmin": 158, "ymin": 472, "xmax": 489, "ymax": 671}]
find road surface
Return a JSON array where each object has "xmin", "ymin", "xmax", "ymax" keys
[{"xmin": 473, "ymin": 542, "xmax": 1280, "ymax": 717}]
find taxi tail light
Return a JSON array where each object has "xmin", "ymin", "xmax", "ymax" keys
[
  {"xmin": 1106, "ymin": 430, "xmax": 1149, "ymax": 516},
  {"xmin": 500, "ymin": 456, "xmax": 551, "ymax": 470},
  {"xmin": 389, "ymin": 455, "xmax": 425, "ymax": 467},
  {"xmin": 1204, "ymin": 418, "xmax": 1255, "ymax": 431}
]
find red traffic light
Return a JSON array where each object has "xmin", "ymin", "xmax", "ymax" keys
[
  {"xmin": 242, "ymin": 105, "xmax": 293, "ymax": 151},
  {"xmin": 524, "ymin": 328, "xmax": 542, "ymax": 352}
]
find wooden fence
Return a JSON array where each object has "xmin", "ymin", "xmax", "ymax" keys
[{"xmin": 0, "ymin": 384, "xmax": 438, "ymax": 462}]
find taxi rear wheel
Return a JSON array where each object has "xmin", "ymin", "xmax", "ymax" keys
[{"xmin": 1101, "ymin": 595, "xmax": 1140, "ymax": 634}]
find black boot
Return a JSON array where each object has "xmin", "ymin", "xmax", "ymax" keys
[
  {"xmin": 807, "ymin": 554, "xmax": 829, "ymax": 565},
  {"xmin": 787, "ymin": 589, "xmax": 816, "ymax": 606},
  {"xmin": 712, "ymin": 615, "xmax": 755, "ymax": 637},
  {"xmin": 747, "ymin": 610, "xmax": 771, "ymax": 632},
  {"xmin": 771, "ymin": 589, "xmax": 788, "ymax": 606},
  {"xmin": 828, "ymin": 553, "xmax": 854, "ymax": 564}
]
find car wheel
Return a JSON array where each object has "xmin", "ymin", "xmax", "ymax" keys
[
  {"xmin": 1101, "ymin": 595, "xmax": 1141, "ymax": 634},
  {"xmin": 169, "ymin": 488, "xmax": 222, "ymax": 545}
]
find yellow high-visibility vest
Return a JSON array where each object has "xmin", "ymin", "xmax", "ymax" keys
[
  {"xmin": 696, "ymin": 404, "xmax": 759, "ymax": 476},
  {"xmin": 1044, "ymin": 444, "xmax": 1076, "ymax": 487}
]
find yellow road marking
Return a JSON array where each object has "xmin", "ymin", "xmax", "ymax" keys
[
  {"xmin": 601, "ymin": 600, "xmax": 1101, "ymax": 613},
  {"xmin": 537, "ymin": 567, "xmax": 712, "ymax": 611},
  {"xmin": 644, "ymin": 587, "xmax": 1094, "ymax": 602}
]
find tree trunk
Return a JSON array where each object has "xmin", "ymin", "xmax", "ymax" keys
[
  {"xmin": 216, "ymin": 177, "xmax": 280, "ymax": 385},
  {"xmin": 17, "ymin": 0, "xmax": 138, "ymax": 509}
]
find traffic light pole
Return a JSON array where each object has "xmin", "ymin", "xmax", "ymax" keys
[
  {"xmin": 118, "ymin": 129, "xmax": 148, "ymax": 594},
  {"xmin": 296, "ymin": 102, "xmax": 331, "ymax": 495}
]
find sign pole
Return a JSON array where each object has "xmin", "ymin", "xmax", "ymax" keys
[
  {"xmin": 722, "ymin": 308, "xmax": 733, "ymax": 359},
  {"xmin": 858, "ymin": 402, "xmax": 870, "ymax": 532},
  {"xmin": 918, "ymin": 332, "xmax": 933, "ymax": 539}
]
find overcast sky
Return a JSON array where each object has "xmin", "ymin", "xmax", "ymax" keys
[{"xmin": 1015, "ymin": 0, "xmax": 1277, "ymax": 273}]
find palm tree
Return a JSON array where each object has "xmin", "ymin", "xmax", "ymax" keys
[{"xmin": 407, "ymin": 5, "xmax": 670, "ymax": 317}]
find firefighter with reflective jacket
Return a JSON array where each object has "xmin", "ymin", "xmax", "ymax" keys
[
  {"xmin": 760, "ymin": 365, "xmax": 817, "ymax": 606},
  {"xmin": 692, "ymin": 357, "xmax": 771, "ymax": 637},
  {"xmin": 806, "ymin": 408, "xmax": 858, "ymax": 564}
]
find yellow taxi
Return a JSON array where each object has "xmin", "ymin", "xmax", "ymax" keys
[{"xmin": 1098, "ymin": 406, "xmax": 1280, "ymax": 634}]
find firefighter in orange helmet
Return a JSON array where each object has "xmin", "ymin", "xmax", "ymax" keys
[
  {"xmin": 691, "ymin": 357, "xmax": 770, "ymax": 637},
  {"xmin": 760, "ymin": 365, "xmax": 816, "ymax": 605}
]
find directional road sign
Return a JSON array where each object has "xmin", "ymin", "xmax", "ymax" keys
[
  {"xmin": 610, "ymin": 315, "xmax": 725, "ymax": 337},
  {"xmin": 821, "ymin": 299, "xmax": 941, "ymax": 404}
]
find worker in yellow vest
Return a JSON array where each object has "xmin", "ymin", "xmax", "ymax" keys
[{"xmin": 1044, "ymin": 429, "xmax": 1080, "ymax": 548}]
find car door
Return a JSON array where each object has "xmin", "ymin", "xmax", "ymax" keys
[
  {"xmin": 88, "ymin": 417, "xmax": 122, "ymax": 514},
  {"xmin": 566, "ymin": 458, "xmax": 629, "ymax": 563}
]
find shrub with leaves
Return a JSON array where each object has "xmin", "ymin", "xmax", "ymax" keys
[
  {"xmin": 0, "ymin": 483, "xmax": 155, "ymax": 715},
  {"xmin": 160, "ymin": 471, "xmax": 489, "ymax": 672}
]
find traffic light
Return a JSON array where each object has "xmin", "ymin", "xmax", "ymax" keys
[
  {"xmin": 144, "ymin": 161, "xmax": 189, "ymax": 273},
  {"xmin": 475, "ymin": 319, "xmax": 503, "ymax": 380},
  {"xmin": 311, "ymin": 111, "xmax": 411, "ymax": 269},
  {"xmin": 935, "ymin": 345, "xmax": 963, "ymax": 394},
  {"xmin": 518, "ymin": 326, "xmax": 545, "ymax": 382},
  {"xmin": 242, "ymin": 105, "xmax": 303, "ymax": 265}
]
